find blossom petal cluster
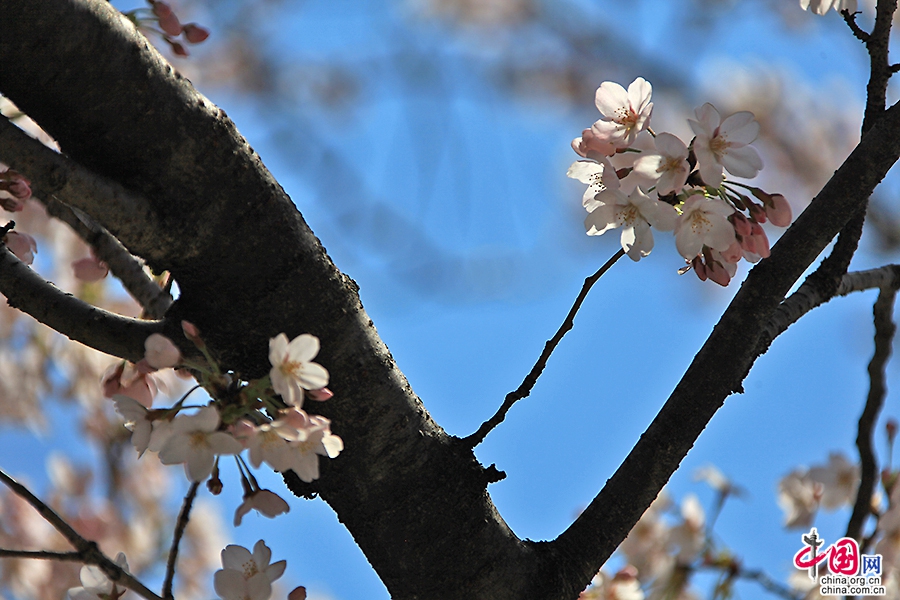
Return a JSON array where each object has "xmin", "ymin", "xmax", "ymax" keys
[{"xmin": 568, "ymin": 77, "xmax": 793, "ymax": 286}]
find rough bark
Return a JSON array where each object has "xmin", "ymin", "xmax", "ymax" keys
[{"xmin": 3, "ymin": 1, "xmax": 900, "ymax": 599}]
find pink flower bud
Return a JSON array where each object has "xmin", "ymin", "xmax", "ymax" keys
[
  {"xmin": 572, "ymin": 128, "xmax": 616, "ymax": 161},
  {"xmin": 747, "ymin": 202, "xmax": 766, "ymax": 224},
  {"xmin": 153, "ymin": 2, "xmax": 183, "ymax": 35},
  {"xmin": 749, "ymin": 222, "xmax": 770, "ymax": 259},
  {"xmin": 730, "ymin": 212, "xmax": 752, "ymax": 237},
  {"xmin": 706, "ymin": 260, "xmax": 731, "ymax": 287},
  {"xmin": 306, "ymin": 387, "xmax": 333, "ymax": 401},
  {"xmin": 182, "ymin": 23, "xmax": 209, "ymax": 44},
  {"xmin": 691, "ymin": 255, "xmax": 707, "ymax": 281},
  {"xmin": 181, "ymin": 320, "xmax": 205, "ymax": 348},
  {"xmin": 5, "ymin": 231, "xmax": 37, "ymax": 265},
  {"xmin": 72, "ymin": 255, "xmax": 109, "ymax": 282},
  {"xmin": 764, "ymin": 193, "xmax": 792, "ymax": 227},
  {"xmin": 720, "ymin": 240, "xmax": 743, "ymax": 264},
  {"xmin": 144, "ymin": 333, "xmax": 182, "ymax": 369},
  {"xmin": 0, "ymin": 195, "xmax": 24, "ymax": 212},
  {"xmin": 151, "ymin": 1, "xmax": 173, "ymax": 18}
]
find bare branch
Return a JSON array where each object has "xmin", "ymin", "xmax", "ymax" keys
[
  {"xmin": 0, "ymin": 468, "xmax": 163, "ymax": 600},
  {"xmin": 0, "ymin": 114, "xmax": 166, "ymax": 260},
  {"xmin": 163, "ymin": 481, "xmax": 199, "ymax": 600},
  {"xmin": 847, "ymin": 286, "xmax": 898, "ymax": 541},
  {"xmin": 0, "ymin": 549, "xmax": 82, "ymax": 561},
  {"xmin": 463, "ymin": 249, "xmax": 625, "ymax": 448},
  {"xmin": 0, "ymin": 242, "xmax": 164, "ymax": 362},
  {"xmin": 42, "ymin": 199, "xmax": 173, "ymax": 319}
]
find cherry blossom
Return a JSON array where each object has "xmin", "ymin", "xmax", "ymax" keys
[
  {"xmin": 567, "ymin": 159, "xmax": 620, "ymax": 210},
  {"xmin": 214, "ymin": 540, "xmax": 286, "ymax": 600},
  {"xmin": 631, "ymin": 132, "xmax": 691, "ymax": 196},
  {"xmin": 102, "ymin": 361, "xmax": 164, "ymax": 407},
  {"xmin": 807, "ymin": 452, "xmax": 859, "ymax": 510},
  {"xmin": 800, "ymin": 0, "xmax": 857, "ymax": 15},
  {"xmin": 144, "ymin": 334, "xmax": 181, "ymax": 369},
  {"xmin": 268, "ymin": 333, "xmax": 329, "ymax": 407},
  {"xmin": 778, "ymin": 470, "xmax": 822, "ymax": 528},
  {"xmin": 0, "ymin": 168, "xmax": 31, "ymax": 211},
  {"xmin": 272, "ymin": 407, "xmax": 344, "ymax": 482},
  {"xmin": 689, "ymin": 103, "xmax": 763, "ymax": 188},
  {"xmin": 591, "ymin": 77, "xmax": 653, "ymax": 149},
  {"xmin": 234, "ymin": 489, "xmax": 291, "ymax": 526},
  {"xmin": 674, "ymin": 196, "xmax": 736, "ymax": 260},
  {"xmin": 584, "ymin": 187, "xmax": 678, "ymax": 261},
  {"xmin": 157, "ymin": 406, "xmax": 243, "ymax": 481},
  {"xmin": 72, "ymin": 255, "xmax": 109, "ymax": 282},
  {"xmin": 113, "ymin": 395, "xmax": 155, "ymax": 457},
  {"xmin": 67, "ymin": 552, "xmax": 129, "ymax": 600},
  {"xmin": 571, "ymin": 127, "xmax": 616, "ymax": 161}
]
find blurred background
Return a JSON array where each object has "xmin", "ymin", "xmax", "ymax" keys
[{"xmin": 3, "ymin": 0, "xmax": 900, "ymax": 598}]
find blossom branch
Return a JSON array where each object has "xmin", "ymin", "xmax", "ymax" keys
[
  {"xmin": 0, "ymin": 242, "xmax": 164, "ymax": 362},
  {"xmin": 847, "ymin": 286, "xmax": 898, "ymax": 542},
  {"xmin": 462, "ymin": 248, "xmax": 625, "ymax": 448},
  {"xmin": 163, "ymin": 481, "xmax": 199, "ymax": 600},
  {"xmin": 548, "ymin": 96, "xmax": 900, "ymax": 598},
  {"xmin": 0, "ymin": 468, "xmax": 163, "ymax": 600},
  {"xmin": 0, "ymin": 114, "xmax": 166, "ymax": 259},
  {"xmin": 42, "ymin": 198, "xmax": 173, "ymax": 319}
]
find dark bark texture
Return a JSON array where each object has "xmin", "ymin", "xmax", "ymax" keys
[{"xmin": 2, "ymin": 1, "xmax": 900, "ymax": 599}]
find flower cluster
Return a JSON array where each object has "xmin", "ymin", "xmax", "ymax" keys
[
  {"xmin": 123, "ymin": 0, "xmax": 210, "ymax": 57},
  {"xmin": 568, "ymin": 77, "xmax": 793, "ymax": 286},
  {"xmin": 112, "ymin": 323, "xmax": 342, "ymax": 525}
]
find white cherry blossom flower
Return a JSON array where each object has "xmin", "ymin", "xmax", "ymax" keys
[
  {"xmin": 585, "ymin": 187, "xmax": 678, "ymax": 261},
  {"xmin": 567, "ymin": 159, "xmax": 619, "ymax": 211},
  {"xmin": 674, "ymin": 195, "xmax": 736, "ymax": 259},
  {"xmin": 214, "ymin": 540, "xmax": 286, "ymax": 600},
  {"xmin": 5, "ymin": 231, "xmax": 37, "ymax": 265},
  {"xmin": 272, "ymin": 408, "xmax": 344, "ymax": 482},
  {"xmin": 631, "ymin": 132, "xmax": 691, "ymax": 196},
  {"xmin": 157, "ymin": 406, "xmax": 243, "ymax": 481},
  {"xmin": 269, "ymin": 333, "xmax": 329, "ymax": 408},
  {"xmin": 591, "ymin": 77, "xmax": 653, "ymax": 149},
  {"xmin": 234, "ymin": 489, "xmax": 291, "ymax": 526},
  {"xmin": 800, "ymin": 0, "xmax": 857, "ymax": 15},
  {"xmin": 67, "ymin": 553, "xmax": 129, "ymax": 600},
  {"xmin": 114, "ymin": 395, "xmax": 154, "ymax": 457},
  {"xmin": 689, "ymin": 103, "xmax": 763, "ymax": 188}
]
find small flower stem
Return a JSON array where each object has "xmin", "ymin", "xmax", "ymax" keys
[
  {"xmin": 163, "ymin": 481, "xmax": 200, "ymax": 600},
  {"xmin": 463, "ymin": 249, "xmax": 626, "ymax": 448}
]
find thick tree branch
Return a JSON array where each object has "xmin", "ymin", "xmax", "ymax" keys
[
  {"xmin": 847, "ymin": 286, "xmax": 898, "ymax": 541},
  {"xmin": 548, "ymin": 98, "xmax": 900, "ymax": 597},
  {"xmin": 0, "ymin": 243, "xmax": 163, "ymax": 362},
  {"xmin": 464, "ymin": 249, "xmax": 625, "ymax": 448}
]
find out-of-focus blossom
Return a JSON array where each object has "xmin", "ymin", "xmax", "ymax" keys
[
  {"xmin": 182, "ymin": 23, "xmax": 209, "ymax": 43},
  {"xmin": 807, "ymin": 452, "xmax": 859, "ymax": 510},
  {"xmin": 800, "ymin": 0, "xmax": 857, "ymax": 15},
  {"xmin": 5, "ymin": 231, "xmax": 37, "ymax": 265},
  {"xmin": 0, "ymin": 169, "xmax": 32, "ymax": 211},
  {"xmin": 778, "ymin": 469, "xmax": 822, "ymax": 528},
  {"xmin": 669, "ymin": 495, "xmax": 705, "ymax": 563},
  {"xmin": 689, "ymin": 103, "xmax": 763, "ymax": 188},
  {"xmin": 72, "ymin": 255, "xmax": 109, "ymax": 282},
  {"xmin": 144, "ymin": 334, "xmax": 181, "ymax": 369},
  {"xmin": 580, "ymin": 566, "xmax": 644, "ymax": 600},
  {"xmin": 269, "ymin": 333, "xmax": 329, "ymax": 408}
]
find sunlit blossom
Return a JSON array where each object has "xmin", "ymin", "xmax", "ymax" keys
[
  {"xmin": 591, "ymin": 77, "xmax": 653, "ymax": 149},
  {"xmin": 585, "ymin": 187, "xmax": 678, "ymax": 261},
  {"xmin": 269, "ymin": 333, "xmax": 329, "ymax": 408},
  {"xmin": 689, "ymin": 103, "xmax": 763, "ymax": 188}
]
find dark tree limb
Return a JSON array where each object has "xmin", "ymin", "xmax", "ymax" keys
[
  {"xmin": 847, "ymin": 286, "xmax": 898, "ymax": 541},
  {"xmin": 163, "ymin": 481, "xmax": 199, "ymax": 600},
  {"xmin": 0, "ymin": 243, "xmax": 163, "ymax": 362}
]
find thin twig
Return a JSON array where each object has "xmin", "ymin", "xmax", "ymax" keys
[
  {"xmin": 737, "ymin": 569, "xmax": 803, "ymax": 600},
  {"xmin": 0, "ymin": 468, "xmax": 164, "ymax": 600},
  {"xmin": 0, "ymin": 549, "xmax": 82, "ymax": 561},
  {"xmin": 463, "ymin": 249, "xmax": 625, "ymax": 447},
  {"xmin": 847, "ymin": 286, "xmax": 898, "ymax": 542},
  {"xmin": 163, "ymin": 481, "xmax": 200, "ymax": 600}
]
